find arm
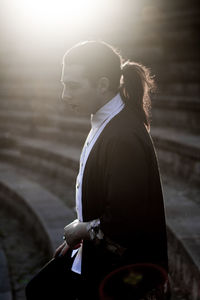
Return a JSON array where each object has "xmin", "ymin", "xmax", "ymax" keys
[
  {"xmin": 62, "ymin": 135, "xmax": 149, "ymax": 249},
  {"xmin": 55, "ymin": 134, "xmax": 149, "ymax": 256}
]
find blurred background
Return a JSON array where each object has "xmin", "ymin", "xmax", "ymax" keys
[{"xmin": 0, "ymin": 0, "xmax": 199, "ymax": 299}]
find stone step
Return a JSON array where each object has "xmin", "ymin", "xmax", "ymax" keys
[
  {"xmin": 107, "ymin": 7, "xmax": 200, "ymax": 63},
  {"xmin": 1, "ymin": 125, "xmax": 199, "ymax": 208},
  {"xmin": 0, "ymin": 162, "xmax": 75, "ymax": 255},
  {"xmin": 0, "ymin": 154, "xmax": 199, "ymax": 298},
  {"xmin": 157, "ymin": 0, "xmax": 200, "ymax": 13},
  {"xmin": 0, "ymin": 122, "xmax": 86, "ymax": 148},
  {"xmin": 158, "ymin": 82, "xmax": 200, "ymax": 97},
  {"xmin": 0, "ymin": 109, "xmax": 89, "ymax": 131},
  {"xmin": 162, "ymin": 174, "xmax": 200, "ymax": 300},
  {"xmin": 0, "ymin": 112, "xmax": 199, "ymax": 186},
  {"xmin": 152, "ymin": 95, "xmax": 200, "ymax": 133},
  {"xmin": 1, "ymin": 123, "xmax": 199, "ymax": 195},
  {"xmin": 0, "ymin": 147, "xmax": 77, "ymax": 209},
  {"xmin": 1, "ymin": 126, "xmax": 199, "ymax": 201},
  {"xmin": 122, "ymin": 31, "xmax": 200, "ymax": 64},
  {"xmin": 0, "ymin": 81, "xmax": 61, "ymax": 101},
  {"xmin": 152, "ymin": 95, "xmax": 200, "ymax": 110},
  {"xmin": 1, "ymin": 94, "xmax": 199, "ymax": 135},
  {"xmin": 0, "ymin": 246, "xmax": 12, "ymax": 300},
  {"xmin": 136, "ymin": 6, "xmax": 200, "ymax": 36},
  {"xmin": 5, "ymin": 125, "xmax": 200, "ymax": 184},
  {"xmin": 153, "ymin": 62, "xmax": 200, "ymax": 83},
  {"xmin": 0, "ymin": 206, "xmax": 48, "ymax": 300},
  {"xmin": 11, "ymin": 122, "xmax": 200, "ymax": 180},
  {"xmin": 0, "ymin": 133, "xmax": 16, "ymax": 149},
  {"xmin": 157, "ymin": 9, "xmax": 200, "ymax": 28},
  {"xmin": 1, "ymin": 126, "xmax": 199, "ymax": 200},
  {"xmin": 141, "ymin": 28, "xmax": 199, "ymax": 50},
  {"xmin": 16, "ymin": 136, "xmax": 81, "ymax": 167},
  {"xmin": 0, "ymin": 93, "xmax": 199, "ymax": 134},
  {"xmin": 141, "ymin": 4, "xmax": 200, "ymax": 23},
  {"xmin": 0, "ymin": 109, "xmax": 89, "ymax": 148},
  {"xmin": 151, "ymin": 127, "xmax": 200, "ymax": 186},
  {"xmin": 0, "ymin": 96, "xmax": 60, "ymax": 112},
  {"xmin": 152, "ymin": 127, "xmax": 200, "ymax": 158},
  {"xmin": 0, "ymin": 133, "xmax": 81, "ymax": 209}
]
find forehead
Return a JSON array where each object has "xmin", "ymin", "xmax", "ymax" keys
[{"xmin": 61, "ymin": 64, "xmax": 87, "ymax": 82}]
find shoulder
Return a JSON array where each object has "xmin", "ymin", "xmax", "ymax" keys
[{"xmin": 101, "ymin": 106, "xmax": 151, "ymax": 150}]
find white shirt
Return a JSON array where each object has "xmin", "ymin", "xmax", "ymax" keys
[{"xmin": 71, "ymin": 93, "xmax": 125, "ymax": 274}]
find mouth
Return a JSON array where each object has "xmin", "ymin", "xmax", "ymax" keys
[{"xmin": 70, "ymin": 103, "xmax": 76, "ymax": 107}]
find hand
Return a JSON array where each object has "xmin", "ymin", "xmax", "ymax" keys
[
  {"xmin": 54, "ymin": 240, "xmax": 83, "ymax": 258},
  {"xmin": 63, "ymin": 219, "xmax": 90, "ymax": 248}
]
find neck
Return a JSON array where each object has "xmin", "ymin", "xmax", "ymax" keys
[{"xmin": 98, "ymin": 91, "xmax": 117, "ymax": 110}]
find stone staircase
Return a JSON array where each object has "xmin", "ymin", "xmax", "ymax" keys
[
  {"xmin": 0, "ymin": 108, "xmax": 199, "ymax": 299},
  {"xmin": 0, "ymin": 0, "xmax": 200, "ymax": 299}
]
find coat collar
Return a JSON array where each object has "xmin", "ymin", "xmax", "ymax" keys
[{"xmin": 91, "ymin": 93, "xmax": 124, "ymax": 129}]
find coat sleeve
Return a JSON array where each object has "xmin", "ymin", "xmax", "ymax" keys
[{"xmin": 99, "ymin": 134, "xmax": 150, "ymax": 247}]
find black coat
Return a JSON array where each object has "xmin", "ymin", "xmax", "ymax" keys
[{"xmin": 81, "ymin": 106, "xmax": 168, "ymax": 279}]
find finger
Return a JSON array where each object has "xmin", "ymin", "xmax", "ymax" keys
[
  {"xmin": 60, "ymin": 243, "xmax": 69, "ymax": 256},
  {"xmin": 54, "ymin": 242, "xmax": 66, "ymax": 258},
  {"xmin": 54, "ymin": 244, "xmax": 64, "ymax": 258},
  {"xmin": 60, "ymin": 243, "xmax": 70, "ymax": 256}
]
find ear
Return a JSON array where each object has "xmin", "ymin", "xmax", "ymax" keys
[{"xmin": 97, "ymin": 77, "xmax": 110, "ymax": 94}]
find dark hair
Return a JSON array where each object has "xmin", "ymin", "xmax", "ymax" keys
[
  {"xmin": 121, "ymin": 61, "xmax": 155, "ymax": 129},
  {"xmin": 63, "ymin": 41, "xmax": 122, "ymax": 92},
  {"xmin": 63, "ymin": 41, "xmax": 155, "ymax": 128}
]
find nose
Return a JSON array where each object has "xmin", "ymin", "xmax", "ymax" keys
[{"xmin": 62, "ymin": 86, "xmax": 72, "ymax": 101}]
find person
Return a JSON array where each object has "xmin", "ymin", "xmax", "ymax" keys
[{"xmin": 26, "ymin": 41, "xmax": 168, "ymax": 299}]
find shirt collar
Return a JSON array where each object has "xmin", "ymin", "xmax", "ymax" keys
[{"xmin": 91, "ymin": 93, "xmax": 124, "ymax": 129}]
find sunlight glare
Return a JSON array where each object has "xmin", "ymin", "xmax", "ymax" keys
[{"xmin": 13, "ymin": 0, "xmax": 101, "ymax": 32}]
